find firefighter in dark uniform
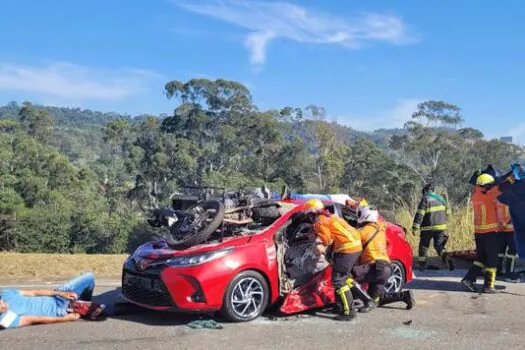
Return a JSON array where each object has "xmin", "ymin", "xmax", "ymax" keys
[
  {"xmin": 352, "ymin": 206, "xmax": 415, "ymax": 312},
  {"xmin": 412, "ymin": 183, "xmax": 454, "ymax": 271},
  {"xmin": 302, "ymin": 199, "xmax": 364, "ymax": 321}
]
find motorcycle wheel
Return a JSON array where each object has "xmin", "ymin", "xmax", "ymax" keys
[{"xmin": 166, "ymin": 200, "xmax": 225, "ymax": 249}]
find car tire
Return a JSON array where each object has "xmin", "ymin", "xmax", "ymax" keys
[
  {"xmin": 221, "ymin": 270, "xmax": 269, "ymax": 322},
  {"xmin": 385, "ymin": 260, "xmax": 406, "ymax": 293}
]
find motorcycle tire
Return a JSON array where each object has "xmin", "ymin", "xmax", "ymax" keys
[{"xmin": 167, "ymin": 200, "xmax": 225, "ymax": 250}]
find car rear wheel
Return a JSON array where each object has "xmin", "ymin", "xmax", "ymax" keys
[
  {"xmin": 385, "ymin": 260, "xmax": 405, "ymax": 293},
  {"xmin": 221, "ymin": 271, "xmax": 269, "ymax": 322}
]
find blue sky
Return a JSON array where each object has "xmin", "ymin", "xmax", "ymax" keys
[{"xmin": 1, "ymin": 0, "xmax": 524, "ymax": 143}]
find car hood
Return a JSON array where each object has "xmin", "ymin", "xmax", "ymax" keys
[{"xmin": 132, "ymin": 235, "xmax": 254, "ymax": 261}]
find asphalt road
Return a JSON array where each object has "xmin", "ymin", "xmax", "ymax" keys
[{"xmin": 3, "ymin": 270, "xmax": 525, "ymax": 350}]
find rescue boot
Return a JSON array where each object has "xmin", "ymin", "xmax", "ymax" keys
[
  {"xmin": 416, "ymin": 258, "xmax": 427, "ymax": 271},
  {"xmin": 483, "ymin": 268, "xmax": 498, "ymax": 294},
  {"xmin": 334, "ymin": 308, "xmax": 357, "ymax": 321},
  {"xmin": 461, "ymin": 261, "xmax": 483, "ymax": 293},
  {"xmin": 348, "ymin": 280, "xmax": 377, "ymax": 313},
  {"xmin": 460, "ymin": 279, "xmax": 477, "ymax": 293},
  {"xmin": 441, "ymin": 251, "xmax": 455, "ymax": 271},
  {"xmin": 359, "ymin": 296, "xmax": 380, "ymax": 313},
  {"xmin": 378, "ymin": 291, "xmax": 415, "ymax": 310}
]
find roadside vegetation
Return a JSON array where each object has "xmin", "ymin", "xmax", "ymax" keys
[{"xmin": 1, "ymin": 79, "xmax": 523, "ymax": 257}]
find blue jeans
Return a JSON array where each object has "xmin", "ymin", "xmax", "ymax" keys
[{"xmin": 54, "ymin": 273, "xmax": 96, "ymax": 315}]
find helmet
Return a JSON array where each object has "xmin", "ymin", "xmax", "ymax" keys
[
  {"xmin": 357, "ymin": 206, "xmax": 379, "ymax": 224},
  {"xmin": 476, "ymin": 174, "xmax": 495, "ymax": 186},
  {"xmin": 422, "ymin": 183, "xmax": 434, "ymax": 194},
  {"xmin": 359, "ymin": 198, "xmax": 368, "ymax": 207},
  {"xmin": 302, "ymin": 199, "xmax": 324, "ymax": 213}
]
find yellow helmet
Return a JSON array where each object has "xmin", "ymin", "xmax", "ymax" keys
[
  {"xmin": 359, "ymin": 198, "xmax": 368, "ymax": 207},
  {"xmin": 302, "ymin": 199, "xmax": 325, "ymax": 213},
  {"xmin": 476, "ymin": 173, "xmax": 495, "ymax": 186}
]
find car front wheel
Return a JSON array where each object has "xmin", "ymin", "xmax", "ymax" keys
[
  {"xmin": 385, "ymin": 260, "xmax": 405, "ymax": 293},
  {"xmin": 221, "ymin": 270, "xmax": 269, "ymax": 322}
]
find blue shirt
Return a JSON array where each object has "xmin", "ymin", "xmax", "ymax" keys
[{"xmin": 0, "ymin": 289, "xmax": 67, "ymax": 329}]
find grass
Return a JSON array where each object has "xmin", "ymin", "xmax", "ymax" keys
[
  {"xmin": 0, "ymin": 253, "xmax": 128, "ymax": 281},
  {"xmin": 394, "ymin": 202, "xmax": 475, "ymax": 255}
]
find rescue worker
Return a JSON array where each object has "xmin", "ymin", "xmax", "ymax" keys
[
  {"xmin": 496, "ymin": 198, "xmax": 518, "ymax": 277},
  {"xmin": 352, "ymin": 206, "xmax": 415, "ymax": 312},
  {"xmin": 302, "ymin": 199, "xmax": 366, "ymax": 321},
  {"xmin": 412, "ymin": 183, "xmax": 454, "ymax": 271},
  {"xmin": 461, "ymin": 174, "xmax": 505, "ymax": 293}
]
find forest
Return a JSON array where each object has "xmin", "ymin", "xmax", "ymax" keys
[{"xmin": 1, "ymin": 78, "xmax": 523, "ymax": 254}]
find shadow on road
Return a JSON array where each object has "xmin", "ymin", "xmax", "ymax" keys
[
  {"xmin": 93, "ymin": 288, "xmax": 210, "ymax": 327},
  {"xmin": 406, "ymin": 270, "xmax": 508, "ymax": 293}
]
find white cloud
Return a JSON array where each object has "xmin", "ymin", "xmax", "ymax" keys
[
  {"xmin": 245, "ymin": 31, "xmax": 277, "ymax": 65},
  {"xmin": 0, "ymin": 62, "xmax": 161, "ymax": 103},
  {"xmin": 174, "ymin": 0, "xmax": 419, "ymax": 66},
  {"xmin": 337, "ymin": 98, "xmax": 422, "ymax": 131}
]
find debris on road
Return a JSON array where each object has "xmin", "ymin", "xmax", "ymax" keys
[
  {"xmin": 267, "ymin": 314, "xmax": 311, "ymax": 322},
  {"xmin": 403, "ymin": 320, "xmax": 413, "ymax": 326},
  {"xmin": 186, "ymin": 319, "xmax": 224, "ymax": 330}
]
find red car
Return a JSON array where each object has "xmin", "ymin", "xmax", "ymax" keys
[{"xmin": 120, "ymin": 201, "xmax": 413, "ymax": 322}]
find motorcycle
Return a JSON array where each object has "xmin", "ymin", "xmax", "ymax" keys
[{"xmin": 147, "ymin": 186, "xmax": 281, "ymax": 250}]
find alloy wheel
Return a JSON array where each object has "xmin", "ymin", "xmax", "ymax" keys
[{"xmin": 230, "ymin": 277, "xmax": 265, "ymax": 318}]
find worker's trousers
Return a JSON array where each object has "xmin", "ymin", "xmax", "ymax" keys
[
  {"xmin": 332, "ymin": 252, "xmax": 360, "ymax": 316},
  {"xmin": 464, "ymin": 233, "xmax": 504, "ymax": 288},
  {"xmin": 498, "ymin": 232, "xmax": 518, "ymax": 275},
  {"xmin": 418, "ymin": 230, "xmax": 448, "ymax": 265},
  {"xmin": 352, "ymin": 260, "xmax": 392, "ymax": 300}
]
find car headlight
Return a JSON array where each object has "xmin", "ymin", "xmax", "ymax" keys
[{"xmin": 166, "ymin": 248, "xmax": 234, "ymax": 267}]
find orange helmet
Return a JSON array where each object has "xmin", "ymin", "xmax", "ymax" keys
[{"xmin": 302, "ymin": 199, "xmax": 325, "ymax": 213}]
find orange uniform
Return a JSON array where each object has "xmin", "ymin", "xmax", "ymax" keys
[
  {"xmin": 313, "ymin": 214, "xmax": 362, "ymax": 254},
  {"xmin": 357, "ymin": 222, "xmax": 390, "ymax": 265},
  {"xmin": 472, "ymin": 186, "xmax": 514, "ymax": 234},
  {"xmin": 495, "ymin": 194, "xmax": 514, "ymax": 233},
  {"xmin": 472, "ymin": 186, "xmax": 500, "ymax": 234}
]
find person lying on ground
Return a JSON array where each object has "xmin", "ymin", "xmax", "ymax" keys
[{"xmin": 0, "ymin": 272, "xmax": 104, "ymax": 330}]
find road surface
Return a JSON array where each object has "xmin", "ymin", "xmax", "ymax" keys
[{"xmin": 2, "ymin": 270, "xmax": 525, "ymax": 350}]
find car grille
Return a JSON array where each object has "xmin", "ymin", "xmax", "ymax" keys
[{"xmin": 122, "ymin": 270, "xmax": 173, "ymax": 307}]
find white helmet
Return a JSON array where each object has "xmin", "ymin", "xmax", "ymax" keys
[{"xmin": 357, "ymin": 206, "xmax": 379, "ymax": 225}]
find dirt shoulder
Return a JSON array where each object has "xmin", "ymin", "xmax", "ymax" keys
[{"xmin": 0, "ymin": 253, "xmax": 127, "ymax": 283}]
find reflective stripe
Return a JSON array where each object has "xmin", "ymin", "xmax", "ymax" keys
[
  {"xmin": 413, "ymin": 224, "xmax": 421, "ymax": 229},
  {"xmin": 473, "ymin": 260, "xmax": 485, "ymax": 269},
  {"xmin": 335, "ymin": 241, "xmax": 362, "ymax": 253},
  {"xmin": 475, "ymin": 223, "xmax": 498, "ymax": 231},
  {"xmin": 510, "ymin": 256, "xmax": 517, "ymax": 273},
  {"xmin": 486, "ymin": 268, "xmax": 497, "ymax": 288},
  {"xmin": 421, "ymin": 224, "xmax": 447, "ymax": 231},
  {"xmin": 417, "ymin": 209, "xmax": 426, "ymax": 215},
  {"xmin": 417, "ymin": 257, "xmax": 427, "ymax": 262},
  {"xmin": 481, "ymin": 205, "xmax": 486, "ymax": 226},
  {"xmin": 345, "ymin": 278, "xmax": 354, "ymax": 287},
  {"xmin": 337, "ymin": 285, "xmax": 351, "ymax": 315},
  {"xmin": 426, "ymin": 205, "xmax": 447, "ymax": 213}
]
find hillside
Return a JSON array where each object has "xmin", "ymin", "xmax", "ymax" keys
[{"xmin": 0, "ymin": 79, "xmax": 523, "ymax": 255}]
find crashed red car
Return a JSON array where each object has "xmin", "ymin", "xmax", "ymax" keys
[{"xmin": 121, "ymin": 201, "xmax": 413, "ymax": 322}]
